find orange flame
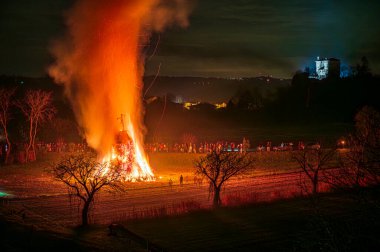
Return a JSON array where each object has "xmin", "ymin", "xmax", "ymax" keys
[
  {"xmin": 49, "ymin": 0, "xmax": 193, "ymax": 181},
  {"xmin": 102, "ymin": 118, "xmax": 154, "ymax": 181}
]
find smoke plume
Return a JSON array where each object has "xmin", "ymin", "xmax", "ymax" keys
[{"xmin": 49, "ymin": 0, "xmax": 193, "ymax": 157}]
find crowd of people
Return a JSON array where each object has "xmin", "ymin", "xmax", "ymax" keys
[
  {"xmin": 0, "ymin": 142, "xmax": 88, "ymax": 160},
  {"xmin": 145, "ymin": 139, "xmax": 311, "ymax": 153},
  {"xmin": 256, "ymin": 141, "xmax": 308, "ymax": 152},
  {"xmin": 0, "ymin": 142, "xmax": 89, "ymax": 163},
  {"xmin": 0, "ymin": 138, "xmax": 312, "ymax": 164},
  {"xmin": 35, "ymin": 142, "xmax": 88, "ymax": 153},
  {"xmin": 145, "ymin": 138, "xmax": 251, "ymax": 153}
]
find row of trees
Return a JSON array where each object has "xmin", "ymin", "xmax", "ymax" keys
[
  {"xmin": 52, "ymin": 150, "xmax": 255, "ymax": 226},
  {"xmin": 268, "ymin": 59, "xmax": 380, "ymax": 123},
  {"xmin": 190, "ymin": 106, "xmax": 380, "ymax": 209},
  {"xmin": 0, "ymin": 88, "xmax": 55, "ymax": 163}
]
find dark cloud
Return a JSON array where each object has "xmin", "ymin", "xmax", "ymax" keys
[
  {"xmin": 147, "ymin": 0, "xmax": 380, "ymax": 77},
  {"xmin": 1, "ymin": 0, "xmax": 380, "ymax": 77},
  {"xmin": 146, "ymin": 0, "xmax": 380, "ymax": 77}
]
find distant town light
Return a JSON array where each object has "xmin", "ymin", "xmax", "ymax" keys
[
  {"xmin": 215, "ymin": 102, "xmax": 227, "ymax": 109},
  {"xmin": 183, "ymin": 102, "xmax": 200, "ymax": 110}
]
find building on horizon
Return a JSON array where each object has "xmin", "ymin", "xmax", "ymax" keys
[{"xmin": 309, "ymin": 57, "xmax": 341, "ymax": 80}]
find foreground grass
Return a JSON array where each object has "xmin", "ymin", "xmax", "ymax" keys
[
  {"xmin": 124, "ymin": 190, "xmax": 380, "ymax": 252},
  {"xmin": 1, "ymin": 188, "xmax": 379, "ymax": 251},
  {"xmin": 0, "ymin": 213, "xmax": 146, "ymax": 252}
]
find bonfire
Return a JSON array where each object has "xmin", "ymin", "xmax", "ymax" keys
[
  {"xmin": 103, "ymin": 115, "xmax": 155, "ymax": 182},
  {"xmin": 49, "ymin": 0, "xmax": 192, "ymax": 182}
]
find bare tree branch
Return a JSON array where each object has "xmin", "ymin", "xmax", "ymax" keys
[
  {"xmin": 293, "ymin": 148, "xmax": 335, "ymax": 195},
  {"xmin": 194, "ymin": 150, "xmax": 254, "ymax": 207},
  {"xmin": 16, "ymin": 90, "xmax": 56, "ymax": 161},
  {"xmin": 50, "ymin": 153, "xmax": 124, "ymax": 226},
  {"xmin": 0, "ymin": 88, "xmax": 16, "ymax": 164}
]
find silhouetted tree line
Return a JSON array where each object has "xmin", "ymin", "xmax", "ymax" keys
[{"xmin": 265, "ymin": 57, "xmax": 380, "ymax": 123}]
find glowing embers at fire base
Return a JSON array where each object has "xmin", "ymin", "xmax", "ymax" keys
[{"xmin": 103, "ymin": 121, "xmax": 154, "ymax": 182}]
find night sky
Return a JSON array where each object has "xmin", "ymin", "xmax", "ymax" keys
[{"xmin": 1, "ymin": 0, "xmax": 380, "ymax": 78}]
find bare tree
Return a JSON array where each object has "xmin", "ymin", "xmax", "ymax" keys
[
  {"xmin": 336, "ymin": 107, "xmax": 380, "ymax": 187},
  {"xmin": 293, "ymin": 148, "xmax": 335, "ymax": 195},
  {"xmin": 335, "ymin": 135, "xmax": 367, "ymax": 187},
  {"xmin": 0, "ymin": 88, "xmax": 16, "ymax": 164},
  {"xmin": 51, "ymin": 153, "xmax": 123, "ymax": 226},
  {"xmin": 355, "ymin": 106, "xmax": 380, "ymax": 148},
  {"xmin": 194, "ymin": 150, "xmax": 254, "ymax": 207},
  {"xmin": 17, "ymin": 90, "xmax": 55, "ymax": 161}
]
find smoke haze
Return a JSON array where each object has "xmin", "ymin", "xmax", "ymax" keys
[{"xmin": 49, "ymin": 0, "xmax": 193, "ymax": 156}]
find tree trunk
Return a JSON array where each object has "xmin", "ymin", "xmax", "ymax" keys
[
  {"xmin": 82, "ymin": 201, "xmax": 90, "ymax": 226},
  {"xmin": 26, "ymin": 118, "xmax": 34, "ymax": 162},
  {"xmin": 0, "ymin": 116, "xmax": 10, "ymax": 164},
  {"xmin": 31, "ymin": 120, "xmax": 38, "ymax": 161},
  {"xmin": 213, "ymin": 187, "xmax": 221, "ymax": 207},
  {"xmin": 355, "ymin": 164, "xmax": 362, "ymax": 186},
  {"xmin": 5, "ymin": 134, "xmax": 11, "ymax": 164},
  {"xmin": 312, "ymin": 172, "xmax": 319, "ymax": 194},
  {"xmin": 82, "ymin": 199, "xmax": 91, "ymax": 226}
]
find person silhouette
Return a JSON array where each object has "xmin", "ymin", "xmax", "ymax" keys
[{"xmin": 180, "ymin": 175, "xmax": 183, "ymax": 186}]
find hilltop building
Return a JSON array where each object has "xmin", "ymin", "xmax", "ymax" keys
[{"xmin": 310, "ymin": 57, "xmax": 341, "ymax": 80}]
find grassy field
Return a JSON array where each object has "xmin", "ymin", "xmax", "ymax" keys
[
  {"xmin": 149, "ymin": 151, "xmax": 304, "ymax": 178},
  {"xmin": 2, "ymin": 189, "xmax": 377, "ymax": 252},
  {"xmin": 0, "ymin": 151, "xmax": 303, "ymax": 185},
  {"xmin": 152, "ymin": 122, "xmax": 353, "ymax": 146},
  {"xmin": 123, "ymin": 190, "xmax": 380, "ymax": 251}
]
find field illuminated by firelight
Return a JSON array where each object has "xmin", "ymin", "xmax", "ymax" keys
[{"xmin": 0, "ymin": 151, "xmax": 332, "ymax": 229}]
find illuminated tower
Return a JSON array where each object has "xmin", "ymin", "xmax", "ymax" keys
[{"xmin": 315, "ymin": 57, "xmax": 341, "ymax": 80}]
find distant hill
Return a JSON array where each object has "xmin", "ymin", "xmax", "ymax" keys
[
  {"xmin": 0, "ymin": 75, "xmax": 290, "ymax": 104},
  {"xmin": 143, "ymin": 76, "xmax": 290, "ymax": 103}
]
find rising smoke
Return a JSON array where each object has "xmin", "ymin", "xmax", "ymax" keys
[{"xmin": 49, "ymin": 0, "xmax": 194, "ymax": 157}]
